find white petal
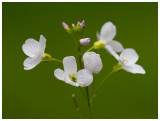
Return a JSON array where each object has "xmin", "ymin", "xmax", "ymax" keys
[
  {"xmin": 100, "ymin": 22, "xmax": 116, "ymax": 43},
  {"xmin": 23, "ymin": 53, "xmax": 42, "ymax": 70},
  {"xmin": 22, "ymin": 39, "xmax": 40, "ymax": 58},
  {"xmin": 105, "ymin": 45, "xmax": 120, "ymax": 60},
  {"xmin": 120, "ymin": 48, "xmax": 139, "ymax": 64},
  {"xmin": 96, "ymin": 31, "xmax": 100, "ymax": 40},
  {"xmin": 39, "ymin": 35, "xmax": 46, "ymax": 52},
  {"xmin": 122, "ymin": 63, "xmax": 146, "ymax": 74},
  {"xmin": 63, "ymin": 56, "xmax": 77, "ymax": 74},
  {"xmin": 108, "ymin": 40, "xmax": 124, "ymax": 52},
  {"xmin": 64, "ymin": 74, "xmax": 79, "ymax": 87},
  {"xmin": 83, "ymin": 52, "xmax": 103, "ymax": 74},
  {"xmin": 77, "ymin": 69, "xmax": 93, "ymax": 87},
  {"xmin": 54, "ymin": 69, "xmax": 66, "ymax": 81}
]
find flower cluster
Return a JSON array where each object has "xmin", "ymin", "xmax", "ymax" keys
[
  {"xmin": 22, "ymin": 21, "xmax": 145, "ymax": 88},
  {"xmin": 22, "ymin": 20, "xmax": 146, "ymax": 118}
]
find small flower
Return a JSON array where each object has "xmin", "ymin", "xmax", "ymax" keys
[
  {"xmin": 94, "ymin": 22, "xmax": 124, "ymax": 53},
  {"xmin": 110, "ymin": 48, "xmax": 145, "ymax": 74},
  {"xmin": 80, "ymin": 38, "xmax": 90, "ymax": 46},
  {"xmin": 54, "ymin": 56, "xmax": 93, "ymax": 87},
  {"xmin": 22, "ymin": 35, "xmax": 51, "ymax": 70},
  {"xmin": 83, "ymin": 52, "xmax": 103, "ymax": 74}
]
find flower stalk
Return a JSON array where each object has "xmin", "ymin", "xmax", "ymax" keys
[{"xmin": 71, "ymin": 93, "xmax": 83, "ymax": 119}]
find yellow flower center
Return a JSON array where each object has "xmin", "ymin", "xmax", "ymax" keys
[{"xmin": 69, "ymin": 74, "xmax": 77, "ymax": 83}]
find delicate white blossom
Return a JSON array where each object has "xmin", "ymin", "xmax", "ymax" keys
[
  {"xmin": 109, "ymin": 48, "xmax": 145, "ymax": 74},
  {"xmin": 95, "ymin": 22, "xmax": 124, "ymax": 53},
  {"xmin": 83, "ymin": 52, "xmax": 103, "ymax": 74},
  {"xmin": 22, "ymin": 35, "xmax": 47, "ymax": 70},
  {"xmin": 54, "ymin": 56, "xmax": 93, "ymax": 87}
]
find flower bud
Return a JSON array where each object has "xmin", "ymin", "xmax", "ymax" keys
[
  {"xmin": 81, "ymin": 20, "xmax": 85, "ymax": 28},
  {"xmin": 83, "ymin": 52, "xmax": 103, "ymax": 74},
  {"xmin": 80, "ymin": 38, "xmax": 90, "ymax": 46},
  {"xmin": 72, "ymin": 24, "xmax": 75, "ymax": 28},
  {"xmin": 93, "ymin": 40, "xmax": 106, "ymax": 49},
  {"xmin": 62, "ymin": 22, "xmax": 69, "ymax": 29}
]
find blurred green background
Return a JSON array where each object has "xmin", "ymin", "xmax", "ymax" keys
[{"xmin": 2, "ymin": 2, "xmax": 158, "ymax": 119}]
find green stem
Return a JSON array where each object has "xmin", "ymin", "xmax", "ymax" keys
[
  {"xmin": 86, "ymin": 46, "xmax": 94, "ymax": 52},
  {"xmin": 86, "ymin": 87, "xmax": 92, "ymax": 118},
  {"xmin": 78, "ymin": 44, "xmax": 83, "ymax": 69},
  {"xmin": 72, "ymin": 93, "xmax": 83, "ymax": 119},
  {"xmin": 51, "ymin": 58, "xmax": 62, "ymax": 63},
  {"xmin": 95, "ymin": 70, "xmax": 114, "ymax": 93},
  {"xmin": 79, "ymin": 87, "xmax": 86, "ymax": 99},
  {"xmin": 91, "ymin": 79, "xmax": 95, "ymax": 103}
]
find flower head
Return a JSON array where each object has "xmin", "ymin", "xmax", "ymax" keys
[
  {"xmin": 109, "ymin": 48, "xmax": 145, "ymax": 74},
  {"xmin": 22, "ymin": 35, "xmax": 50, "ymax": 70},
  {"xmin": 80, "ymin": 38, "xmax": 90, "ymax": 46},
  {"xmin": 94, "ymin": 22, "xmax": 124, "ymax": 53},
  {"xmin": 83, "ymin": 52, "xmax": 103, "ymax": 74},
  {"xmin": 54, "ymin": 56, "xmax": 93, "ymax": 87}
]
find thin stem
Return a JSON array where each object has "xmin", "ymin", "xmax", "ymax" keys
[
  {"xmin": 91, "ymin": 80, "xmax": 96, "ymax": 105},
  {"xmin": 95, "ymin": 70, "xmax": 114, "ymax": 93},
  {"xmin": 78, "ymin": 45, "xmax": 83, "ymax": 69},
  {"xmin": 51, "ymin": 58, "xmax": 62, "ymax": 63},
  {"xmin": 86, "ymin": 87, "xmax": 92, "ymax": 118},
  {"xmin": 86, "ymin": 46, "xmax": 94, "ymax": 52},
  {"xmin": 72, "ymin": 93, "xmax": 83, "ymax": 119},
  {"xmin": 79, "ymin": 87, "xmax": 86, "ymax": 99}
]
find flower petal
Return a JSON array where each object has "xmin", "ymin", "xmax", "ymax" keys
[
  {"xmin": 100, "ymin": 22, "xmax": 116, "ymax": 43},
  {"xmin": 108, "ymin": 40, "xmax": 124, "ymax": 52},
  {"xmin": 39, "ymin": 35, "xmax": 46, "ymax": 52},
  {"xmin": 63, "ymin": 56, "xmax": 77, "ymax": 74},
  {"xmin": 77, "ymin": 69, "xmax": 93, "ymax": 87},
  {"xmin": 96, "ymin": 31, "xmax": 100, "ymax": 40},
  {"xmin": 22, "ymin": 39, "xmax": 40, "ymax": 58},
  {"xmin": 23, "ymin": 53, "xmax": 42, "ymax": 70},
  {"xmin": 64, "ymin": 74, "xmax": 79, "ymax": 87},
  {"xmin": 105, "ymin": 45, "xmax": 120, "ymax": 60},
  {"xmin": 54, "ymin": 69, "xmax": 66, "ymax": 81},
  {"xmin": 122, "ymin": 63, "xmax": 146, "ymax": 74},
  {"xmin": 83, "ymin": 52, "xmax": 103, "ymax": 74},
  {"xmin": 120, "ymin": 48, "xmax": 139, "ymax": 64}
]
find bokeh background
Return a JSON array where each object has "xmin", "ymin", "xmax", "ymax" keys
[{"xmin": 2, "ymin": 2, "xmax": 158, "ymax": 119}]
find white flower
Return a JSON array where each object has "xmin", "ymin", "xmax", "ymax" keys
[
  {"xmin": 54, "ymin": 56, "xmax": 93, "ymax": 87},
  {"xmin": 95, "ymin": 22, "xmax": 124, "ymax": 53},
  {"xmin": 110, "ymin": 48, "xmax": 145, "ymax": 74},
  {"xmin": 22, "ymin": 35, "xmax": 46, "ymax": 70},
  {"xmin": 83, "ymin": 52, "xmax": 103, "ymax": 74}
]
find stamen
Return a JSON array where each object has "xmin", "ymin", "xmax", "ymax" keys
[{"xmin": 69, "ymin": 74, "xmax": 77, "ymax": 83}]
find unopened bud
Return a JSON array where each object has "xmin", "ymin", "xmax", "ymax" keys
[
  {"xmin": 62, "ymin": 22, "xmax": 69, "ymax": 29},
  {"xmin": 80, "ymin": 38, "xmax": 90, "ymax": 46},
  {"xmin": 81, "ymin": 20, "xmax": 85, "ymax": 28}
]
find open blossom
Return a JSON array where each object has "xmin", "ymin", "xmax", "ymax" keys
[
  {"xmin": 95, "ymin": 22, "xmax": 124, "ymax": 53},
  {"xmin": 109, "ymin": 48, "xmax": 145, "ymax": 74},
  {"xmin": 83, "ymin": 52, "xmax": 103, "ymax": 74},
  {"xmin": 54, "ymin": 56, "xmax": 93, "ymax": 87},
  {"xmin": 22, "ymin": 35, "xmax": 47, "ymax": 70}
]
